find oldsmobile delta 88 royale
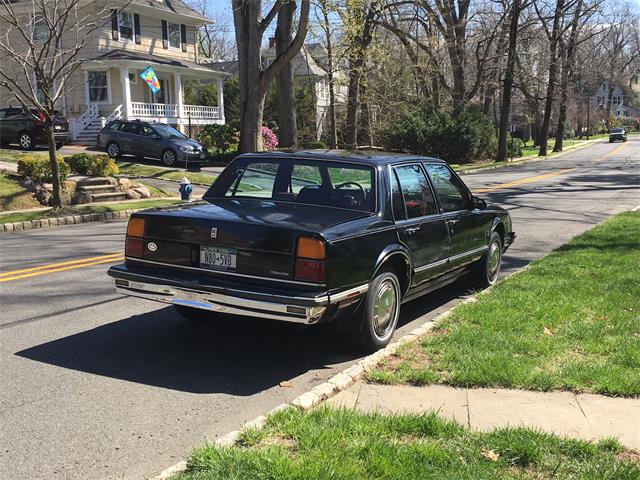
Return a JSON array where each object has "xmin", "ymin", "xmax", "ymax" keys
[{"xmin": 108, "ymin": 151, "xmax": 515, "ymax": 350}]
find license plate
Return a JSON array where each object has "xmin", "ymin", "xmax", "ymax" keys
[
  {"xmin": 54, "ymin": 125, "xmax": 62, "ymax": 130},
  {"xmin": 199, "ymin": 153, "xmax": 205, "ymax": 159},
  {"xmin": 200, "ymin": 246, "xmax": 236, "ymax": 271}
]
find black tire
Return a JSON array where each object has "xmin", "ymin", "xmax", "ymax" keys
[
  {"xmin": 472, "ymin": 231, "xmax": 503, "ymax": 289},
  {"xmin": 609, "ymin": 139, "xmax": 613, "ymax": 143},
  {"xmin": 18, "ymin": 131, "xmax": 35, "ymax": 150},
  {"xmin": 357, "ymin": 269, "xmax": 401, "ymax": 351},
  {"xmin": 173, "ymin": 305, "xmax": 216, "ymax": 323},
  {"xmin": 106, "ymin": 141, "xmax": 121, "ymax": 158},
  {"xmin": 162, "ymin": 149, "xmax": 177, "ymax": 166}
]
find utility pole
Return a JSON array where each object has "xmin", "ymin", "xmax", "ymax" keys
[{"xmin": 586, "ymin": 87, "xmax": 590, "ymax": 140}]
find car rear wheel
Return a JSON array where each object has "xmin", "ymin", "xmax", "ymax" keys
[
  {"xmin": 106, "ymin": 141, "xmax": 121, "ymax": 158},
  {"xmin": 18, "ymin": 131, "xmax": 35, "ymax": 150},
  {"xmin": 358, "ymin": 269, "xmax": 401, "ymax": 351},
  {"xmin": 173, "ymin": 305, "xmax": 217, "ymax": 323},
  {"xmin": 472, "ymin": 231, "xmax": 502, "ymax": 289},
  {"xmin": 162, "ymin": 149, "xmax": 177, "ymax": 166}
]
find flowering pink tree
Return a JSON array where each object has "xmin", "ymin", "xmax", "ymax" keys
[{"xmin": 262, "ymin": 126, "xmax": 279, "ymax": 150}]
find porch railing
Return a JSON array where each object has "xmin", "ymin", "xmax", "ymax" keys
[
  {"xmin": 130, "ymin": 102, "xmax": 222, "ymax": 120},
  {"xmin": 131, "ymin": 102, "xmax": 178, "ymax": 118}
]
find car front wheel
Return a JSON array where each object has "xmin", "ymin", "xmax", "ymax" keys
[
  {"xmin": 359, "ymin": 269, "xmax": 401, "ymax": 351},
  {"xmin": 162, "ymin": 149, "xmax": 177, "ymax": 166},
  {"xmin": 472, "ymin": 231, "xmax": 502, "ymax": 289},
  {"xmin": 18, "ymin": 131, "xmax": 35, "ymax": 150},
  {"xmin": 106, "ymin": 142, "xmax": 121, "ymax": 158}
]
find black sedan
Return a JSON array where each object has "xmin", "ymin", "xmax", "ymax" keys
[
  {"xmin": 108, "ymin": 151, "xmax": 515, "ymax": 350},
  {"xmin": 609, "ymin": 128, "xmax": 627, "ymax": 143}
]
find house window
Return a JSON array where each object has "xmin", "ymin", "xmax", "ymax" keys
[
  {"xmin": 35, "ymin": 78, "xmax": 54, "ymax": 104},
  {"xmin": 128, "ymin": 72, "xmax": 138, "ymax": 84},
  {"xmin": 33, "ymin": 15, "xmax": 49, "ymax": 44},
  {"xmin": 118, "ymin": 12, "xmax": 134, "ymax": 41},
  {"xmin": 87, "ymin": 71, "xmax": 110, "ymax": 103},
  {"xmin": 168, "ymin": 22, "xmax": 181, "ymax": 49}
]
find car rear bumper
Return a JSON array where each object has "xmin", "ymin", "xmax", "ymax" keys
[
  {"xmin": 36, "ymin": 131, "xmax": 69, "ymax": 144},
  {"xmin": 107, "ymin": 264, "xmax": 368, "ymax": 324}
]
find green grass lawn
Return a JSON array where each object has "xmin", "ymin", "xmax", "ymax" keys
[
  {"xmin": 0, "ymin": 198, "xmax": 180, "ymax": 224},
  {"xmin": 116, "ymin": 161, "xmax": 216, "ymax": 186},
  {"xmin": 0, "ymin": 172, "xmax": 41, "ymax": 211},
  {"xmin": 174, "ymin": 407, "xmax": 639, "ymax": 480},
  {"xmin": 369, "ymin": 211, "xmax": 640, "ymax": 397},
  {"xmin": 368, "ymin": 212, "xmax": 640, "ymax": 396}
]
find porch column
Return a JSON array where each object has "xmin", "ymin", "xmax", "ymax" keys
[
  {"xmin": 216, "ymin": 76, "xmax": 225, "ymax": 122},
  {"xmin": 174, "ymin": 72, "xmax": 183, "ymax": 121},
  {"xmin": 120, "ymin": 66, "xmax": 132, "ymax": 120}
]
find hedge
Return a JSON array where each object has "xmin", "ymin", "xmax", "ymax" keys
[{"xmin": 17, "ymin": 155, "xmax": 70, "ymax": 182}]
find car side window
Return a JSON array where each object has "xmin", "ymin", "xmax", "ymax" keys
[
  {"xmin": 424, "ymin": 164, "xmax": 470, "ymax": 212},
  {"xmin": 0, "ymin": 110, "xmax": 6, "ymax": 119},
  {"xmin": 141, "ymin": 125, "xmax": 156, "ymax": 136},
  {"xmin": 121, "ymin": 123, "xmax": 140, "ymax": 135},
  {"xmin": 108, "ymin": 122, "xmax": 123, "ymax": 131},
  {"xmin": 394, "ymin": 164, "xmax": 438, "ymax": 219},
  {"xmin": 390, "ymin": 170, "xmax": 406, "ymax": 221}
]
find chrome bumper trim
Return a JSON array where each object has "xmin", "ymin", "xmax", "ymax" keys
[{"xmin": 113, "ymin": 279, "xmax": 369, "ymax": 324}]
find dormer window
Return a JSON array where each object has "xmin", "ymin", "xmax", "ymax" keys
[{"xmin": 118, "ymin": 12, "xmax": 134, "ymax": 41}]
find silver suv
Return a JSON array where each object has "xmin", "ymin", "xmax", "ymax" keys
[{"xmin": 98, "ymin": 120, "xmax": 208, "ymax": 166}]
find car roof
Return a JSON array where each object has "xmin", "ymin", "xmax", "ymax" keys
[{"xmin": 238, "ymin": 149, "xmax": 447, "ymax": 166}]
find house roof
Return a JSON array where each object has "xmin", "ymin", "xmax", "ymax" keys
[
  {"xmin": 91, "ymin": 49, "xmax": 230, "ymax": 77},
  {"xmin": 206, "ymin": 45, "xmax": 328, "ymax": 79},
  {"xmin": 132, "ymin": 0, "xmax": 211, "ymax": 22}
]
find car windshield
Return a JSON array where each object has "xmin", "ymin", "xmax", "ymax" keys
[
  {"xmin": 611, "ymin": 128, "xmax": 624, "ymax": 133},
  {"xmin": 154, "ymin": 124, "xmax": 188, "ymax": 140},
  {"xmin": 206, "ymin": 158, "xmax": 376, "ymax": 212}
]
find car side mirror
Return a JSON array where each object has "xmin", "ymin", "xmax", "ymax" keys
[{"xmin": 472, "ymin": 196, "xmax": 487, "ymax": 210}]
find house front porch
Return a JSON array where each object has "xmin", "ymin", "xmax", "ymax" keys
[{"xmin": 71, "ymin": 50, "xmax": 228, "ymax": 143}]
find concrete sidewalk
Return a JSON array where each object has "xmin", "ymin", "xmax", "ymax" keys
[{"xmin": 326, "ymin": 383, "xmax": 640, "ymax": 449}]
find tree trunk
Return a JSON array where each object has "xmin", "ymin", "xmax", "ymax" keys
[
  {"xmin": 275, "ymin": 1, "xmax": 297, "ymax": 148},
  {"xmin": 322, "ymin": 7, "xmax": 337, "ymax": 149},
  {"xmin": 345, "ymin": 56, "xmax": 363, "ymax": 149},
  {"xmin": 45, "ymin": 122, "xmax": 63, "ymax": 208},
  {"xmin": 553, "ymin": 0, "xmax": 583, "ymax": 153},
  {"xmin": 497, "ymin": 0, "xmax": 522, "ymax": 162},
  {"xmin": 538, "ymin": 0, "xmax": 566, "ymax": 156}
]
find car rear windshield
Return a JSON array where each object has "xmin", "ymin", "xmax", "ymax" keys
[{"xmin": 206, "ymin": 158, "xmax": 376, "ymax": 212}]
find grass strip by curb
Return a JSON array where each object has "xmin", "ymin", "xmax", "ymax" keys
[
  {"xmin": 173, "ymin": 406, "xmax": 639, "ymax": 480},
  {"xmin": 369, "ymin": 211, "xmax": 640, "ymax": 397}
]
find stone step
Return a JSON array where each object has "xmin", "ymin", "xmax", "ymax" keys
[
  {"xmin": 76, "ymin": 177, "xmax": 116, "ymax": 187},
  {"xmin": 78, "ymin": 184, "xmax": 118, "ymax": 194},
  {"xmin": 90, "ymin": 192, "xmax": 129, "ymax": 202}
]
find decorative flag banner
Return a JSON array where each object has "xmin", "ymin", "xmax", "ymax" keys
[{"xmin": 140, "ymin": 66, "xmax": 161, "ymax": 94}]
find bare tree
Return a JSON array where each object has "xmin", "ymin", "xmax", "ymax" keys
[
  {"xmin": 187, "ymin": 1, "xmax": 237, "ymax": 61},
  {"xmin": 497, "ymin": 0, "xmax": 525, "ymax": 162},
  {"xmin": 0, "ymin": 0, "xmax": 127, "ymax": 208},
  {"xmin": 275, "ymin": 1, "xmax": 298, "ymax": 148},
  {"xmin": 314, "ymin": 0, "xmax": 339, "ymax": 148},
  {"xmin": 232, "ymin": 0, "xmax": 310, "ymax": 152}
]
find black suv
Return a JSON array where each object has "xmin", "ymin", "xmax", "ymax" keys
[
  {"xmin": 609, "ymin": 128, "xmax": 627, "ymax": 143},
  {"xmin": 0, "ymin": 108, "xmax": 69, "ymax": 150}
]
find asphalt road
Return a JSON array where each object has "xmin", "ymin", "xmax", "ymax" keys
[{"xmin": 1, "ymin": 138, "xmax": 639, "ymax": 479}]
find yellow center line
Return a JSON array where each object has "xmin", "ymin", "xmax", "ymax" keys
[
  {"xmin": 0, "ymin": 254, "xmax": 124, "ymax": 283},
  {"xmin": 472, "ymin": 168, "xmax": 576, "ymax": 193},
  {"xmin": 593, "ymin": 142, "xmax": 627, "ymax": 163},
  {"xmin": 0, "ymin": 252, "xmax": 123, "ymax": 278}
]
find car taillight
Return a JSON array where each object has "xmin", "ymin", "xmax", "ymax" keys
[
  {"xmin": 294, "ymin": 236, "xmax": 326, "ymax": 283},
  {"xmin": 125, "ymin": 217, "xmax": 145, "ymax": 258},
  {"xmin": 34, "ymin": 111, "xmax": 45, "ymax": 126}
]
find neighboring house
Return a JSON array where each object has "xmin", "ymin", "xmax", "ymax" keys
[
  {"xmin": 590, "ymin": 82, "xmax": 640, "ymax": 119},
  {"xmin": 210, "ymin": 42, "xmax": 348, "ymax": 142},
  {"xmin": 0, "ymin": 0, "xmax": 228, "ymax": 144}
]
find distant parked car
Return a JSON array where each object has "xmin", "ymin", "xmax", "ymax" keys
[
  {"xmin": 609, "ymin": 128, "xmax": 627, "ymax": 143},
  {"xmin": 108, "ymin": 151, "xmax": 515, "ymax": 351},
  {"xmin": 98, "ymin": 120, "xmax": 208, "ymax": 166},
  {"xmin": 0, "ymin": 107, "xmax": 69, "ymax": 150}
]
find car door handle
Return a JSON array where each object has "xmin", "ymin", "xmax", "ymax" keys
[
  {"xmin": 446, "ymin": 219, "xmax": 459, "ymax": 226},
  {"xmin": 405, "ymin": 226, "xmax": 421, "ymax": 235}
]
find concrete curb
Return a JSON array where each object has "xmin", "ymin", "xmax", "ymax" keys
[
  {"xmin": 0, "ymin": 209, "xmax": 138, "ymax": 233},
  {"xmin": 151, "ymin": 297, "xmax": 479, "ymax": 480}
]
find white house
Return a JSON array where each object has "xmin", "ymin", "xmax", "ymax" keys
[{"xmin": 0, "ymin": 0, "xmax": 228, "ymax": 144}]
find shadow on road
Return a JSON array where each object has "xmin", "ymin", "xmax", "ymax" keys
[{"xmin": 16, "ymin": 283, "xmax": 466, "ymax": 395}]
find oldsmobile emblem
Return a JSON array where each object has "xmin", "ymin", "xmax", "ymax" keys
[
  {"xmin": 211, "ymin": 227, "xmax": 218, "ymax": 239},
  {"xmin": 147, "ymin": 242, "xmax": 158, "ymax": 252}
]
